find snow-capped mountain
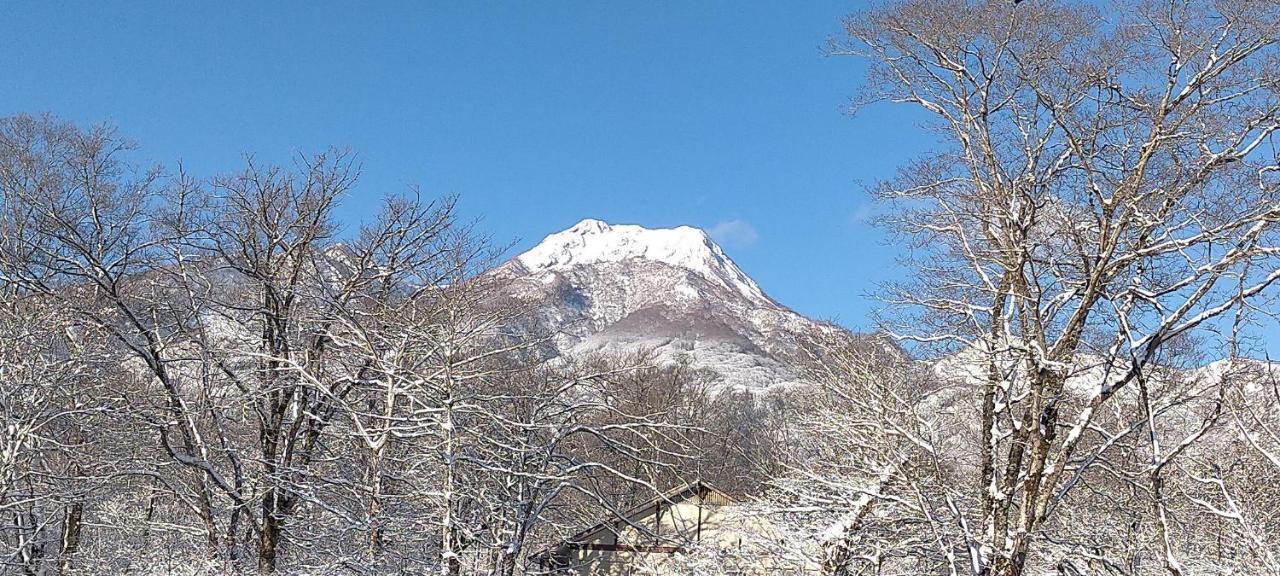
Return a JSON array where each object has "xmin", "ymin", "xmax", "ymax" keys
[
  {"xmin": 493, "ymin": 219, "xmax": 838, "ymax": 392},
  {"xmin": 516, "ymin": 219, "xmax": 772, "ymax": 305}
]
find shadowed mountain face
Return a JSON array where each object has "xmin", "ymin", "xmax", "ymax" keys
[{"xmin": 491, "ymin": 219, "xmax": 844, "ymax": 392}]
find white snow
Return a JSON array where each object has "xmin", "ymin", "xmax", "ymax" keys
[{"xmin": 516, "ymin": 219, "xmax": 771, "ymax": 304}]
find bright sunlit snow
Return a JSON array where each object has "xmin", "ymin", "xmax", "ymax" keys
[{"xmin": 517, "ymin": 219, "xmax": 771, "ymax": 304}]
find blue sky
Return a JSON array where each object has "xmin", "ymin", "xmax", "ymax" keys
[
  {"xmin": 2, "ymin": 1, "xmax": 926, "ymax": 331},
  {"xmin": 4, "ymin": 2, "xmax": 1275, "ymax": 355}
]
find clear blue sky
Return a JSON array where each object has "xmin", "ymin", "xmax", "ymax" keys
[
  {"xmin": 2, "ymin": 1, "xmax": 926, "ymax": 331},
  {"xmin": 4, "ymin": 2, "xmax": 1275, "ymax": 355}
]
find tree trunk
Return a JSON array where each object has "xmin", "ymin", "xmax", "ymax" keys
[
  {"xmin": 57, "ymin": 502, "xmax": 83, "ymax": 576},
  {"xmin": 258, "ymin": 492, "xmax": 290, "ymax": 573},
  {"xmin": 367, "ymin": 448, "xmax": 384, "ymax": 559}
]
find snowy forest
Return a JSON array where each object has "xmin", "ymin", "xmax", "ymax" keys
[{"xmin": 4, "ymin": 0, "xmax": 1280, "ymax": 575}]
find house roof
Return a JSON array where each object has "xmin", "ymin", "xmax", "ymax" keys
[{"xmin": 531, "ymin": 480, "xmax": 732, "ymax": 565}]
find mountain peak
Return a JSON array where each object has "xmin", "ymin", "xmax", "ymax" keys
[
  {"xmin": 516, "ymin": 219, "xmax": 770, "ymax": 304},
  {"xmin": 567, "ymin": 218, "xmax": 612, "ymax": 235}
]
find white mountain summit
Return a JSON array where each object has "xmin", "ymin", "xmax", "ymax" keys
[
  {"xmin": 497, "ymin": 219, "xmax": 837, "ymax": 392},
  {"xmin": 516, "ymin": 219, "xmax": 771, "ymax": 304}
]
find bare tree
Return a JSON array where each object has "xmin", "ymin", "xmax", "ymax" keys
[
  {"xmin": 0, "ymin": 301, "xmax": 107, "ymax": 575},
  {"xmin": 833, "ymin": 0, "xmax": 1280, "ymax": 573},
  {"xmin": 0, "ymin": 114, "xmax": 233, "ymax": 569},
  {"xmin": 0, "ymin": 114, "xmax": 729, "ymax": 575}
]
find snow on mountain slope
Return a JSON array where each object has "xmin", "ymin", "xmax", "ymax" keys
[
  {"xmin": 517, "ymin": 219, "xmax": 771, "ymax": 304},
  {"xmin": 932, "ymin": 340, "xmax": 1280, "ymax": 395},
  {"xmin": 495, "ymin": 219, "xmax": 838, "ymax": 392}
]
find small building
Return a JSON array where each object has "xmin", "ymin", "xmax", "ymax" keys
[{"xmin": 532, "ymin": 481, "xmax": 814, "ymax": 575}]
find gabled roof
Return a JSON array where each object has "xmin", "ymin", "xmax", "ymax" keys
[{"xmin": 531, "ymin": 480, "xmax": 732, "ymax": 565}]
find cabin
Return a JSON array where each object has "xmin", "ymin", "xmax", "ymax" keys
[{"xmin": 532, "ymin": 481, "xmax": 814, "ymax": 575}]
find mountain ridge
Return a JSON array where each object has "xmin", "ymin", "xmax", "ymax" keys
[{"xmin": 493, "ymin": 219, "xmax": 837, "ymax": 392}]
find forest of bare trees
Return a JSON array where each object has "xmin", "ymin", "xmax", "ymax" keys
[
  {"xmin": 0, "ymin": 114, "xmax": 782, "ymax": 575},
  {"xmin": 3, "ymin": 1, "xmax": 1280, "ymax": 576},
  {"xmin": 744, "ymin": 1, "xmax": 1280, "ymax": 575},
  {"xmin": 643, "ymin": 1, "xmax": 1280, "ymax": 575}
]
